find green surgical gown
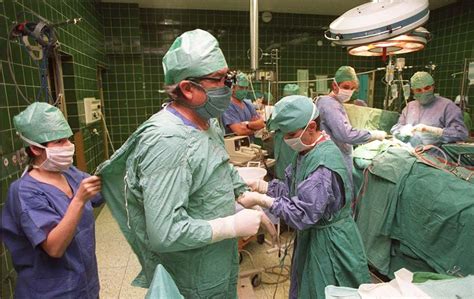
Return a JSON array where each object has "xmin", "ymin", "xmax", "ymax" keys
[
  {"xmin": 290, "ymin": 141, "xmax": 370, "ymax": 298},
  {"xmin": 97, "ymin": 108, "xmax": 248, "ymax": 298}
]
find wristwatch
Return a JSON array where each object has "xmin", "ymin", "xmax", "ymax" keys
[{"xmin": 244, "ymin": 121, "xmax": 250, "ymax": 129}]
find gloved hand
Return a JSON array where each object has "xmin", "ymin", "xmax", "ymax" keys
[
  {"xmin": 399, "ymin": 124, "xmax": 414, "ymax": 137},
  {"xmin": 412, "ymin": 124, "xmax": 443, "ymax": 136},
  {"xmin": 238, "ymin": 191, "xmax": 274, "ymax": 209},
  {"xmin": 208, "ymin": 209, "xmax": 263, "ymax": 243},
  {"xmin": 369, "ymin": 130, "xmax": 387, "ymax": 141},
  {"xmin": 245, "ymin": 179, "xmax": 269, "ymax": 194},
  {"xmin": 250, "ymin": 205, "xmax": 279, "ymax": 247}
]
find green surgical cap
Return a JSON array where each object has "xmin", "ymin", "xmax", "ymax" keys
[
  {"xmin": 162, "ymin": 29, "xmax": 228, "ymax": 85},
  {"xmin": 335, "ymin": 66, "xmax": 359, "ymax": 83},
  {"xmin": 236, "ymin": 73, "xmax": 249, "ymax": 87},
  {"xmin": 410, "ymin": 71, "xmax": 434, "ymax": 89},
  {"xmin": 267, "ymin": 95, "xmax": 319, "ymax": 133},
  {"xmin": 283, "ymin": 84, "xmax": 300, "ymax": 96},
  {"xmin": 14, "ymin": 102, "xmax": 73, "ymax": 145}
]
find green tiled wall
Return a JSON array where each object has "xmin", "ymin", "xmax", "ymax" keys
[
  {"xmin": 417, "ymin": 0, "xmax": 473, "ymax": 104},
  {"xmin": 139, "ymin": 8, "xmax": 376, "ymax": 102},
  {"xmin": 107, "ymin": 5, "xmax": 473, "ymax": 145},
  {"xmin": 0, "ymin": 1, "xmax": 106, "ymax": 297},
  {"xmin": 101, "ymin": 3, "xmax": 147, "ymax": 149}
]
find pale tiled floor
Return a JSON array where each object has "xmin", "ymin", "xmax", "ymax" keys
[
  {"xmin": 95, "ymin": 206, "xmax": 292, "ymax": 298},
  {"xmin": 95, "ymin": 206, "xmax": 147, "ymax": 298}
]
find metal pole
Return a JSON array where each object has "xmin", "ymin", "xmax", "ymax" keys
[
  {"xmin": 250, "ymin": 0, "xmax": 259, "ymax": 71},
  {"xmin": 460, "ymin": 58, "xmax": 468, "ymax": 111},
  {"xmin": 274, "ymin": 49, "xmax": 279, "ymax": 100}
]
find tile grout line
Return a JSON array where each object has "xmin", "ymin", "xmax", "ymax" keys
[{"xmin": 117, "ymin": 246, "xmax": 134, "ymax": 298}]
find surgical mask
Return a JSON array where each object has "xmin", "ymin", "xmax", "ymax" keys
[
  {"xmin": 19, "ymin": 134, "xmax": 75, "ymax": 172},
  {"xmin": 334, "ymin": 80, "xmax": 354, "ymax": 102},
  {"xmin": 34, "ymin": 144, "xmax": 75, "ymax": 172},
  {"xmin": 414, "ymin": 90, "xmax": 435, "ymax": 105},
  {"xmin": 336, "ymin": 88, "xmax": 354, "ymax": 103},
  {"xmin": 284, "ymin": 132, "xmax": 323, "ymax": 153},
  {"xmin": 235, "ymin": 89, "xmax": 248, "ymax": 101},
  {"xmin": 189, "ymin": 83, "xmax": 232, "ymax": 120}
]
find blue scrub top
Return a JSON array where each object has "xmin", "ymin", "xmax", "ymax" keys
[
  {"xmin": 0, "ymin": 166, "xmax": 103, "ymax": 298},
  {"xmin": 221, "ymin": 99, "xmax": 259, "ymax": 135}
]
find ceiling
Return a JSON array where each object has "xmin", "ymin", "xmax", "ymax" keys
[{"xmin": 100, "ymin": 0, "xmax": 458, "ymax": 16}]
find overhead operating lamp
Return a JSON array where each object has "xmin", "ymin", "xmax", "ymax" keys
[{"xmin": 325, "ymin": 0, "xmax": 430, "ymax": 59}]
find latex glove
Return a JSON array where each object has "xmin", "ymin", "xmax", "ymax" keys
[
  {"xmin": 251, "ymin": 205, "xmax": 279, "ymax": 247},
  {"xmin": 208, "ymin": 209, "xmax": 263, "ymax": 243},
  {"xmin": 399, "ymin": 124, "xmax": 414, "ymax": 137},
  {"xmin": 245, "ymin": 179, "xmax": 269, "ymax": 194},
  {"xmin": 369, "ymin": 130, "xmax": 387, "ymax": 141},
  {"xmin": 412, "ymin": 124, "xmax": 443, "ymax": 136},
  {"xmin": 238, "ymin": 191, "xmax": 274, "ymax": 209}
]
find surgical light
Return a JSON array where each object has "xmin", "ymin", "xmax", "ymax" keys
[
  {"xmin": 325, "ymin": 0, "xmax": 430, "ymax": 58},
  {"xmin": 347, "ymin": 28, "xmax": 430, "ymax": 57}
]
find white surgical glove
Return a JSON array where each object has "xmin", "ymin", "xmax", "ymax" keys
[
  {"xmin": 412, "ymin": 124, "xmax": 443, "ymax": 136},
  {"xmin": 399, "ymin": 124, "xmax": 414, "ymax": 137},
  {"xmin": 369, "ymin": 130, "xmax": 387, "ymax": 141},
  {"xmin": 208, "ymin": 209, "xmax": 263, "ymax": 243},
  {"xmin": 238, "ymin": 191, "xmax": 274, "ymax": 209},
  {"xmin": 251, "ymin": 205, "xmax": 279, "ymax": 247},
  {"xmin": 245, "ymin": 179, "xmax": 269, "ymax": 194}
]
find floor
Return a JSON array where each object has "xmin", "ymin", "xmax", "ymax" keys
[
  {"xmin": 95, "ymin": 206, "xmax": 148, "ymax": 298},
  {"xmin": 95, "ymin": 205, "xmax": 292, "ymax": 298}
]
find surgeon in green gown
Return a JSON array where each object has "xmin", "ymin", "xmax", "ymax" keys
[
  {"xmin": 96, "ymin": 29, "xmax": 274, "ymax": 298},
  {"xmin": 239, "ymin": 96, "xmax": 370, "ymax": 298}
]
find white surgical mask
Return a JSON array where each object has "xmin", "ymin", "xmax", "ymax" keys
[
  {"xmin": 334, "ymin": 79, "xmax": 354, "ymax": 102},
  {"xmin": 34, "ymin": 144, "xmax": 75, "ymax": 172},
  {"xmin": 284, "ymin": 105, "xmax": 322, "ymax": 152},
  {"xmin": 284, "ymin": 133, "xmax": 323, "ymax": 153},
  {"xmin": 19, "ymin": 134, "xmax": 75, "ymax": 172}
]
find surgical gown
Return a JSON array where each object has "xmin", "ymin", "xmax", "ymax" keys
[
  {"xmin": 391, "ymin": 96, "xmax": 468, "ymax": 144},
  {"xmin": 96, "ymin": 105, "xmax": 248, "ymax": 298},
  {"xmin": 221, "ymin": 99, "xmax": 259, "ymax": 135},
  {"xmin": 267, "ymin": 139, "xmax": 370, "ymax": 299},
  {"xmin": 0, "ymin": 167, "xmax": 103, "ymax": 298},
  {"xmin": 316, "ymin": 95, "xmax": 371, "ymax": 175}
]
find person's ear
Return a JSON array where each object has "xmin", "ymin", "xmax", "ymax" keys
[
  {"xmin": 332, "ymin": 81, "xmax": 339, "ymax": 92},
  {"xmin": 29, "ymin": 145, "xmax": 44, "ymax": 157},
  {"xmin": 178, "ymin": 81, "xmax": 195, "ymax": 101}
]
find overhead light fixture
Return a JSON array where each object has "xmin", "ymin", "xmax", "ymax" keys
[
  {"xmin": 347, "ymin": 27, "xmax": 431, "ymax": 57},
  {"xmin": 325, "ymin": 0, "xmax": 430, "ymax": 58}
]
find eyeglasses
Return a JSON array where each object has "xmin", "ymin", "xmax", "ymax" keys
[
  {"xmin": 412, "ymin": 85, "xmax": 433, "ymax": 93},
  {"xmin": 187, "ymin": 72, "xmax": 235, "ymax": 88}
]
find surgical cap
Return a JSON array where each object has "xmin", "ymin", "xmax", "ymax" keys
[
  {"xmin": 410, "ymin": 71, "xmax": 434, "ymax": 89},
  {"xmin": 14, "ymin": 102, "xmax": 73, "ymax": 145},
  {"xmin": 334, "ymin": 66, "xmax": 359, "ymax": 83},
  {"xmin": 283, "ymin": 84, "xmax": 300, "ymax": 96},
  {"xmin": 267, "ymin": 95, "xmax": 319, "ymax": 133},
  {"xmin": 236, "ymin": 73, "xmax": 249, "ymax": 87},
  {"xmin": 162, "ymin": 29, "xmax": 228, "ymax": 85}
]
